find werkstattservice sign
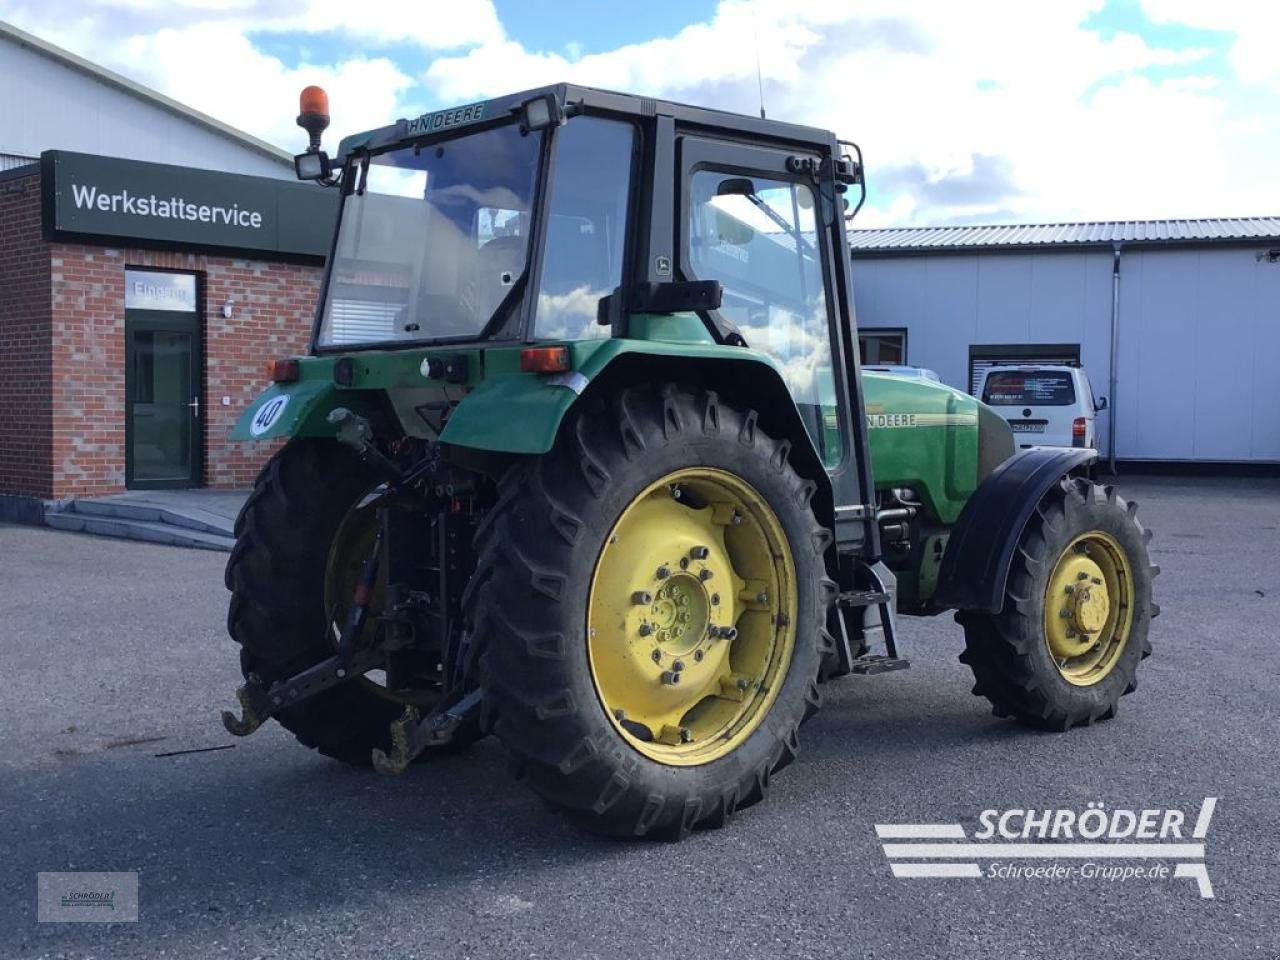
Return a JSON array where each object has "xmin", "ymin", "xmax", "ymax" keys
[{"xmin": 41, "ymin": 151, "xmax": 337, "ymax": 259}]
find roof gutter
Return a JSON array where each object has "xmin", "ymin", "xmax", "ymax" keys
[{"xmin": 1107, "ymin": 242, "xmax": 1122, "ymax": 475}]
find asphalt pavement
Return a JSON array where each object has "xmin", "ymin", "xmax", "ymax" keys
[{"xmin": 2, "ymin": 475, "xmax": 1277, "ymax": 959}]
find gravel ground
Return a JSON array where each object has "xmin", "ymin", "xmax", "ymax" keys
[{"xmin": 2, "ymin": 474, "xmax": 1277, "ymax": 960}]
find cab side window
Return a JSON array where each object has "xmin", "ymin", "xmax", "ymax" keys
[
  {"xmin": 687, "ymin": 171, "xmax": 841, "ymax": 465},
  {"xmin": 533, "ymin": 118, "xmax": 635, "ymax": 340}
]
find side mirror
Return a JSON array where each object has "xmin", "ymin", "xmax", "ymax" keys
[{"xmin": 1096, "ymin": 396, "xmax": 1108, "ymax": 412}]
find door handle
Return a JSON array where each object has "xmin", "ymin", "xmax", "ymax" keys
[{"xmin": 188, "ymin": 397, "xmax": 200, "ymax": 419}]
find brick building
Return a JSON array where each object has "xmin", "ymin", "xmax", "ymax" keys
[
  {"xmin": 0, "ymin": 21, "xmax": 336, "ymax": 515},
  {"xmin": 0, "ymin": 154, "xmax": 334, "ymax": 509}
]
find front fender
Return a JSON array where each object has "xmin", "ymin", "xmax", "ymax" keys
[
  {"xmin": 229, "ymin": 380, "xmax": 380, "ymax": 442},
  {"xmin": 933, "ymin": 446, "xmax": 1098, "ymax": 613}
]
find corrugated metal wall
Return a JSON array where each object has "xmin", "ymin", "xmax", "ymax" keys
[
  {"xmin": 0, "ymin": 38, "xmax": 289, "ymax": 178},
  {"xmin": 850, "ymin": 245, "xmax": 1280, "ymax": 463}
]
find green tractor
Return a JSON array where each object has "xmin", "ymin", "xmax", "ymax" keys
[{"xmin": 221, "ymin": 84, "xmax": 1157, "ymax": 839}]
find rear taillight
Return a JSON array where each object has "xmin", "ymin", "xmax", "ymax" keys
[
  {"xmin": 520, "ymin": 346, "xmax": 571, "ymax": 373},
  {"xmin": 1072, "ymin": 417, "xmax": 1087, "ymax": 447},
  {"xmin": 268, "ymin": 358, "xmax": 299, "ymax": 382}
]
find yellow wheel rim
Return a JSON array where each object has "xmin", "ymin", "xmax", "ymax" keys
[
  {"xmin": 324, "ymin": 487, "xmax": 436, "ymax": 707},
  {"xmin": 1043, "ymin": 530, "xmax": 1134, "ymax": 686},
  {"xmin": 586, "ymin": 468, "xmax": 797, "ymax": 766}
]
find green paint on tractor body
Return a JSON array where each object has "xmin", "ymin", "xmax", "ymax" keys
[
  {"xmin": 861, "ymin": 372, "xmax": 981, "ymax": 525},
  {"xmin": 233, "ymin": 321, "xmax": 984, "ymax": 533}
]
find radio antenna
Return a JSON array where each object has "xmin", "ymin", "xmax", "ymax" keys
[{"xmin": 753, "ymin": 3, "xmax": 766, "ymax": 119}]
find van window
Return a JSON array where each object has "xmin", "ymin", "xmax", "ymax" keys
[{"xmin": 982, "ymin": 371, "xmax": 1076, "ymax": 406}]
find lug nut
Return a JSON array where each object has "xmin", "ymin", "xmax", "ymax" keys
[
  {"xmin": 690, "ymin": 545, "xmax": 710, "ymax": 559},
  {"xmin": 1092, "ymin": 577, "xmax": 1103, "ymax": 585},
  {"xmin": 1078, "ymin": 572, "xmax": 1089, "ymax": 581},
  {"xmin": 693, "ymin": 649, "xmax": 704, "ymax": 662},
  {"xmin": 632, "ymin": 590, "xmax": 653, "ymax": 605},
  {"xmin": 699, "ymin": 569, "xmax": 713, "ymax": 582},
  {"xmin": 722, "ymin": 626, "xmax": 738, "ymax": 641},
  {"xmin": 651, "ymin": 648, "xmax": 662, "ymax": 663},
  {"xmin": 680, "ymin": 557, "xmax": 689, "ymax": 570},
  {"xmin": 737, "ymin": 677, "xmax": 750, "ymax": 690},
  {"xmin": 756, "ymin": 591, "xmax": 769, "ymax": 604},
  {"xmin": 656, "ymin": 565, "xmax": 670, "ymax": 580},
  {"xmin": 1064, "ymin": 584, "xmax": 1075, "ymax": 595},
  {"xmin": 1060, "ymin": 608, "xmax": 1071, "ymax": 618},
  {"xmin": 638, "ymin": 623, "xmax": 653, "ymax": 637},
  {"xmin": 672, "ymin": 659, "xmax": 685, "ymax": 672},
  {"xmin": 711, "ymin": 593, "xmax": 720, "ymax": 605},
  {"xmin": 660, "ymin": 670, "xmax": 681, "ymax": 685},
  {"xmin": 614, "ymin": 708, "xmax": 626, "ymax": 721}
]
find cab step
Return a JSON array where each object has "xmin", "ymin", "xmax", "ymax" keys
[
  {"xmin": 837, "ymin": 590, "xmax": 892, "ymax": 608},
  {"xmin": 849, "ymin": 654, "xmax": 910, "ymax": 675}
]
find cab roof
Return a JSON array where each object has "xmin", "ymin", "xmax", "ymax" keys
[{"xmin": 336, "ymin": 82, "xmax": 840, "ymax": 162}]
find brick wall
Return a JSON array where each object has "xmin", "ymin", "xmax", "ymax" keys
[
  {"xmin": 0, "ymin": 172, "xmax": 52, "ymax": 498},
  {"xmin": 48, "ymin": 246, "xmax": 320, "ymax": 497}
]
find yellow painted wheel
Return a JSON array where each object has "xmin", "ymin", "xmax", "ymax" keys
[
  {"xmin": 324, "ymin": 486, "xmax": 437, "ymax": 708},
  {"xmin": 586, "ymin": 468, "xmax": 797, "ymax": 766},
  {"xmin": 1042, "ymin": 530, "xmax": 1134, "ymax": 686}
]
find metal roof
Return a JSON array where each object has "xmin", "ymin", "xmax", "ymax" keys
[
  {"xmin": 0, "ymin": 20, "xmax": 290, "ymax": 167},
  {"xmin": 849, "ymin": 217, "xmax": 1280, "ymax": 253}
]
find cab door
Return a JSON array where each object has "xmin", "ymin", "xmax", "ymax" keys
[{"xmin": 675, "ymin": 134, "xmax": 872, "ymax": 542}]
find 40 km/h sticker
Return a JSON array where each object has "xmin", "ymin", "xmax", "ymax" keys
[{"xmin": 249, "ymin": 395, "xmax": 290, "ymax": 437}]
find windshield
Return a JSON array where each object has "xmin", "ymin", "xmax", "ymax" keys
[
  {"xmin": 317, "ymin": 123, "xmax": 541, "ymax": 347},
  {"xmin": 982, "ymin": 370, "xmax": 1076, "ymax": 406}
]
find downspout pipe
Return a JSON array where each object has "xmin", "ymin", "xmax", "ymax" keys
[{"xmin": 1107, "ymin": 242, "xmax": 1122, "ymax": 474}]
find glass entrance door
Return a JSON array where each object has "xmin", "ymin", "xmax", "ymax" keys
[{"xmin": 126, "ymin": 320, "xmax": 202, "ymax": 488}]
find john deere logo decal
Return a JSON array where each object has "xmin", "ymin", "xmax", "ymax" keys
[{"xmin": 867, "ymin": 412, "xmax": 977, "ymax": 430}]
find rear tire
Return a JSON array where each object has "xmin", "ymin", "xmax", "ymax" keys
[
  {"xmin": 471, "ymin": 384, "xmax": 836, "ymax": 839},
  {"xmin": 225, "ymin": 439, "xmax": 418, "ymax": 766},
  {"xmin": 958, "ymin": 477, "xmax": 1157, "ymax": 730}
]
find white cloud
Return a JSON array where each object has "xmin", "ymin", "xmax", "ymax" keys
[
  {"xmin": 1, "ymin": 0, "xmax": 1275, "ymax": 223},
  {"xmin": 0, "ymin": 0, "xmax": 501, "ymax": 149},
  {"xmin": 423, "ymin": 0, "xmax": 1275, "ymax": 224}
]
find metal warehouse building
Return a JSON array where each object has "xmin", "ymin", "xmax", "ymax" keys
[{"xmin": 848, "ymin": 219, "xmax": 1280, "ymax": 466}]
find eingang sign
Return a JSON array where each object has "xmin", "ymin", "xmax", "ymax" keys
[{"xmin": 41, "ymin": 151, "xmax": 337, "ymax": 259}]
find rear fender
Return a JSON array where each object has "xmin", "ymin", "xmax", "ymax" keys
[
  {"xmin": 229, "ymin": 381, "xmax": 383, "ymax": 442},
  {"xmin": 441, "ymin": 343, "xmax": 836, "ymax": 532},
  {"xmin": 933, "ymin": 446, "xmax": 1098, "ymax": 613}
]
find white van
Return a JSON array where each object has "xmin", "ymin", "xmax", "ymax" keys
[{"xmin": 978, "ymin": 364, "xmax": 1107, "ymax": 450}]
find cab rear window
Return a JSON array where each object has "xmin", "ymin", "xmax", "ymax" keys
[{"xmin": 982, "ymin": 371, "xmax": 1076, "ymax": 406}]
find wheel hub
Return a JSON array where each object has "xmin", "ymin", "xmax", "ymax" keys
[{"xmin": 1042, "ymin": 532, "xmax": 1134, "ymax": 684}]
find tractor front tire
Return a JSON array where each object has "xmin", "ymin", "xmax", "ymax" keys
[
  {"xmin": 958, "ymin": 477, "xmax": 1157, "ymax": 731},
  {"xmin": 471, "ymin": 384, "xmax": 836, "ymax": 839}
]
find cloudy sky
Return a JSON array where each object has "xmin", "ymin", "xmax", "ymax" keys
[{"xmin": 3, "ymin": 0, "xmax": 1276, "ymax": 227}]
